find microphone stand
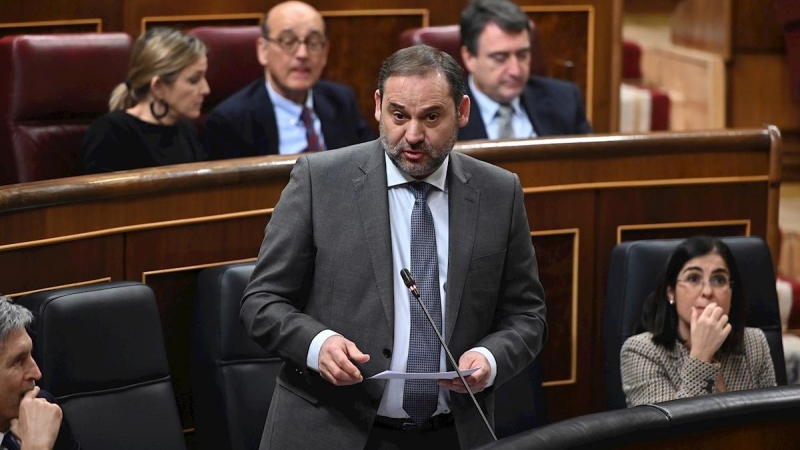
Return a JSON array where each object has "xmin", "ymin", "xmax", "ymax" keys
[{"xmin": 400, "ymin": 269, "xmax": 498, "ymax": 441}]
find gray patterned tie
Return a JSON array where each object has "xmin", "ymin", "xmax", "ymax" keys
[
  {"xmin": 496, "ymin": 104, "xmax": 515, "ymax": 139},
  {"xmin": 402, "ymin": 182, "xmax": 442, "ymax": 425}
]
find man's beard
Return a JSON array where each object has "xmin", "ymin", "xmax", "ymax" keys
[{"xmin": 380, "ymin": 120, "xmax": 458, "ymax": 179}]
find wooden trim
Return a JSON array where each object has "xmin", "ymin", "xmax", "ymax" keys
[
  {"xmin": 320, "ymin": 8, "xmax": 430, "ymax": 27},
  {"xmin": 616, "ymin": 219, "xmax": 752, "ymax": 244},
  {"xmin": 141, "ymin": 257, "xmax": 257, "ymax": 284},
  {"xmin": 0, "ymin": 18, "xmax": 102, "ymax": 32},
  {"xmin": 533, "ymin": 228, "xmax": 579, "ymax": 387},
  {"xmin": 141, "ymin": 13, "xmax": 264, "ymax": 33},
  {"xmin": 520, "ymin": 5, "xmax": 595, "ymax": 122},
  {"xmin": 0, "ymin": 209, "xmax": 273, "ymax": 253},
  {"xmin": 7, "ymin": 277, "xmax": 111, "ymax": 298},
  {"xmin": 522, "ymin": 176, "xmax": 769, "ymax": 195},
  {"xmin": 768, "ymin": 125, "xmax": 783, "ymax": 268}
]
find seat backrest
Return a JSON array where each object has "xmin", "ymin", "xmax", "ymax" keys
[
  {"xmin": 186, "ymin": 26, "xmax": 263, "ymax": 134},
  {"xmin": 191, "ymin": 262, "xmax": 282, "ymax": 450},
  {"xmin": 0, "ymin": 33, "xmax": 132, "ymax": 185},
  {"xmin": 17, "ymin": 281, "xmax": 186, "ymax": 449},
  {"xmin": 397, "ymin": 22, "xmax": 546, "ymax": 77},
  {"xmin": 479, "ymin": 384, "xmax": 800, "ymax": 450},
  {"xmin": 603, "ymin": 236, "xmax": 788, "ymax": 410}
]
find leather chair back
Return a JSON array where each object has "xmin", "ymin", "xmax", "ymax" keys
[
  {"xmin": 191, "ymin": 262, "xmax": 282, "ymax": 450},
  {"xmin": 603, "ymin": 236, "xmax": 788, "ymax": 410},
  {"xmin": 477, "ymin": 384, "xmax": 800, "ymax": 450},
  {"xmin": 186, "ymin": 26, "xmax": 264, "ymax": 133},
  {"xmin": 0, "ymin": 33, "xmax": 132, "ymax": 184},
  {"xmin": 17, "ymin": 281, "xmax": 186, "ymax": 449},
  {"xmin": 398, "ymin": 22, "xmax": 546, "ymax": 77}
]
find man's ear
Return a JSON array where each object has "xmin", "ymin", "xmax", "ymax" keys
[
  {"xmin": 256, "ymin": 37, "xmax": 269, "ymax": 67},
  {"xmin": 457, "ymin": 94, "xmax": 470, "ymax": 128},
  {"xmin": 461, "ymin": 45, "xmax": 476, "ymax": 74},
  {"xmin": 374, "ymin": 89, "xmax": 382, "ymax": 123}
]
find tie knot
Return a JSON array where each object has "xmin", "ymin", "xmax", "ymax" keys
[
  {"xmin": 300, "ymin": 107, "xmax": 313, "ymax": 126},
  {"xmin": 496, "ymin": 104, "xmax": 513, "ymax": 118},
  {"xmin": 407, "ymin": 182, "xmax": 432, "ymax": 201}
]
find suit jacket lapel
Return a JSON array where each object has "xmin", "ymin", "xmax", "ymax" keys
[
  {"xmin": 459, "ymin": 81, "xmax": 490, "ymax": 141},
  {"xmin": 520, "ymin": 82, "xmax": 553, "ymax": 136},
  {"xmin": 254, "ymin": 83, "xmax": 280, "ymax": 155},
  {"xmin": 445, "ymin": 153, "xmax": 479, "ymax": 344},
  {"xmin": 353, "ymin": 142, "xmax": 395, "ymax": 329},
  {"xmin": 313, "ymin": 88, "xmax": 342, "ymax": 151}
]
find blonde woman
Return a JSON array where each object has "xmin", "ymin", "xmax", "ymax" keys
[{"xmin": 80, "ymin": 27, "xmax": 209, "ymax": 174}]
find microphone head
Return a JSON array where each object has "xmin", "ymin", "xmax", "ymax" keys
[{"xmin": 400, "ymin": 268, "xmax": 414, "ymax": 288}]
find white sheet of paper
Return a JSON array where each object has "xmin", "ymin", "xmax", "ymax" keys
[{"xmin": 369, "ymin": 367, "xmax": 479, "ymax": 380}]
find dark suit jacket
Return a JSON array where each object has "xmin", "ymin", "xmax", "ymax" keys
[
  {"xmin": 204, "ymin": 79, "xmax": 374, "ymax": 159},
  {"xmin": 240, "ymin": 140, "xmax": 547, "ymax": 449},
  {"xmin": 459, "ymin": 75, "xmax": 593, "ymax": 141}
]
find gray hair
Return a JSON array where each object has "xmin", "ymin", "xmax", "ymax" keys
[{"xmin": 0, "ymin": 296, "xmax": 33, "ymax": 349}]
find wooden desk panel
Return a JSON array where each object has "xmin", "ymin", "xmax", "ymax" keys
[{"xmin": 0, "ymin": 127, "xmax": 781, "ymax": 431}]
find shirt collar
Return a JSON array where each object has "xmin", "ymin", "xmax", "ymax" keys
[
  {"xmin": 468, "ymin": 75, "xmax": 523, "ymax": 125},
  {"xmin": 384, "ymin": 152, "xmax": 449, "ymax": 192},
  {"xmin": 265, "ymin": 80, "xmax": 314, "ymax": 119}
]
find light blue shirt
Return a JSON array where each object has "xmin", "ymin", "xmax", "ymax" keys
[
  {"xmin": 265, "ymin": 80, "xmax": 326, "ymax": 155},
  {"xmin": 468, "ymin": 75, "xmax": 537, "ymax": 140},
  {"xmin": 307, "ymin": 152, "xmax": 498, "ymax": 419}
]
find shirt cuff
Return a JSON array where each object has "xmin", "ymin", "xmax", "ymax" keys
[
  {"xmin": 307, "ymin": 330, "xmax": 341, "ymax": 371},
  {"xmin": 469, "ymin": 347, "xmax": 498, "ymax": 387}
]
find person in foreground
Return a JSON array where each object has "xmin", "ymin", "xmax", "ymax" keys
[
  {"xmin": 0, "ymin": 297, "xmax": 80, "ymax": 450},
  {"xmin": 204, "ymin": 1, "xmax": 373, "ymax": 159},
  {"xmin": 458, "ymin": 0, "xmax": 592, "ymax": 141},
  {"xmin": 80, "ymin": 27, "xmax": 209, "ymax": 174},
  {"xmin": 621, "ymin": 236, "xmax": 776, "ymax": 407},
  {"xmin": 240, "ymin": 44, "xmax": 547, "ymax": 449}
]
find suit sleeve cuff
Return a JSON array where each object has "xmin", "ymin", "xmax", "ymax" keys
[
  {"xmin": 469, "ymin": 347, "xmax": 498, "ymax": 387},
  {"xmin": 307, "ymin": 330, "xmax": 341, "ymax": 371}
]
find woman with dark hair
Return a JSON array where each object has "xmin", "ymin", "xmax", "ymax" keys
[
  {"xmin": 80, "ymin": 27, "xmax": 209, "ymax": 174},
  {"xmin": 621, "ymin": 235, "xmax": 776, "ymax": 406}
]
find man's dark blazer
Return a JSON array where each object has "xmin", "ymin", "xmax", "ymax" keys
[
  {"xmin": 459, "ymin": 75, "xmax": 593, "ymax": 141},
  {"xmin": 240, "ymin": 140, "xmax": 547, "ymax": 449},
  {"xmin": 204, "ymin": 79, "xmax": 374, "ymax": 159}
]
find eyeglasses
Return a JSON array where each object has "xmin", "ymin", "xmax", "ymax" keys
[
  {"xmin": 676, "ymin": 273, "xmax": 733, "ymax": 290},
  {"xmin": 267, "ymin": 32, "xmax": 327, "ymax": 54}
]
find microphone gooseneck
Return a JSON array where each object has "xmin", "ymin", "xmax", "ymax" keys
[{"xmin": 399, "ymin": 268, "xmax": 498, "ymax": 441}]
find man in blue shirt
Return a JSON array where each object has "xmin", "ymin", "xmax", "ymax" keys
[
  {"xmin": 458, "ymin": 0, "xmax": 592, "ymax": 141},
  {"xmin": 204, "ymin": 1, "xmax": 373, "ymax": 159}
]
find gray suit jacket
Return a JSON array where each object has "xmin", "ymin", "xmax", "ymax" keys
[{"xmin": 240, "ymin": 139, "xmax": 547, "ymax": 449}]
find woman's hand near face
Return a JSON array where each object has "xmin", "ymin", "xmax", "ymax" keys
[{"xmin": 689, "ymin": 302, "xmax": 732, "ymax": 363}]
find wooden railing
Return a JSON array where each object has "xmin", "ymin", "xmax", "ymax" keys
[{"xmin": 0, "ymin": 126, "xmax": 781, "ymax": 433}]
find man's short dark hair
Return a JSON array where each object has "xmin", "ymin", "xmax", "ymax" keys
[
  {"xmin": 460, "ymin": 0, "xmax": 530, "ymax": 56},
  {"xmin": 377, "ymin": 45, "xmax": 465, "ymax": 112},
  {"xmin": 0, "ymin": 296, "xmax": 33, "ymax": 350}
]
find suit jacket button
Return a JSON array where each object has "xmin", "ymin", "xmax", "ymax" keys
[{"xmin": 383, "ymin": 349, "xmax": 392, "ymax": 358}]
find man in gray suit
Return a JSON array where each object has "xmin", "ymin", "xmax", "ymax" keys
[{"xmin": 240, "ymin": 44, "xmax": 547, "ymax": 449}]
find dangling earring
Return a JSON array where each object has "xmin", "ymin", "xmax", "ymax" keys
[
  {"xmin": 668, "ymin": 297, "xmax": 674, "ymax": 305},
  {"xmin": 150, "ymin": 98, "xmax": 169, "ymax": 120}
]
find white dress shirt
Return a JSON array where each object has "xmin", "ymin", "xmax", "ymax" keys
[
  {"xmin": 468, "ymin": 75, "xmax": 536, "ymax": 140},
  {"xmin": 265, "ymin": 80, "xmax": 326, "ymax": 155}
]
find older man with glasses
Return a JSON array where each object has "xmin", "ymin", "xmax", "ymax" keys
[{"xmin": 205, "ymin": 1, "xmax": 373, "ymax": 160}]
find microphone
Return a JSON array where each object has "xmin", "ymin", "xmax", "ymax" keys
[{"xmin": 400, "ymin": 268, "xmax": 497, "ymax": 441}]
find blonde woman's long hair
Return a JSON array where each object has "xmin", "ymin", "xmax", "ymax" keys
[{"xmin": 109, "ymin": 27, "xmax": 207, "ymax": 111}]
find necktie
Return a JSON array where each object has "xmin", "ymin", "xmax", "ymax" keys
[
  {"xmin": 496, "ymin": 104, "xmax": 515, "ymax": 139},
  {"xmin": 403, "ymin": 182, "xmax": 442, "ymax": 425},
  {"xmin": 300, "ymin": 107, "xmax": 322, "ymax": 153},
  {"xmin": 2, "ymin": 433, "xmax": 20, "ymax": 450}
]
